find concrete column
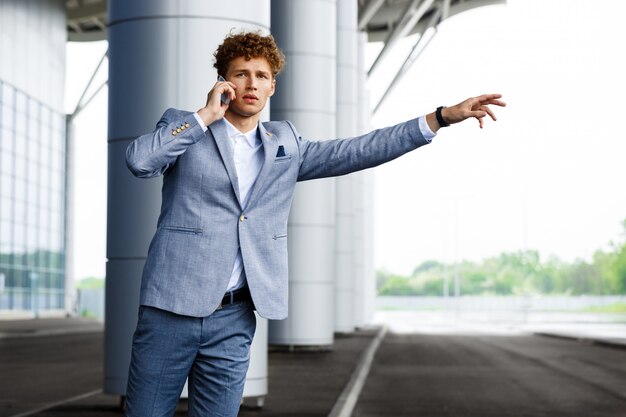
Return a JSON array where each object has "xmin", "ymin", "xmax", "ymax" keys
[
  {"xmin": 269, "ymin": 0, "xmax": 337, "ymax": 346},
  {"xmin": 352, "ymin": 172, "xmax": 365, "ymax": 327},
  {"xmin": 363, "ymin": 170, "xmax": 376, "ymax": 323},
  {"xmin": 355, "ymin": 32, "xmax": 373, "ymax": 328},
  {"xmin": 334, "ymin": 0, "xmax": 358, "ymax": 333},
  {"xmin": 359, "ymin": 31, "xmax": 376, "ymax": 325},
  {"xmin": 105, "ymin": 0, "xmax": 270, "ymax": 395}
]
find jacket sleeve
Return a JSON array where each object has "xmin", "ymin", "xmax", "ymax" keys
[
  {"xmin": 291, "ymin": 117, "xmax": 431, "ymax": 182},
  {"xmin": 125, "ymin": 108, "xmax": 206, "ymax": 178}
]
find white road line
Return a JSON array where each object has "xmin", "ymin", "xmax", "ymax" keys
[
  {"xmin": 7, "ymin": 389, "xmax": 103, "ymax": 417},
  {"xmin": 327, "ymin": 325, "xmax": 388, "ymax": 417}
]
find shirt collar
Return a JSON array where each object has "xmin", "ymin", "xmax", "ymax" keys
[{"xmin": 222, "ymin": 117, "xmax": 260, "ymax": 148}]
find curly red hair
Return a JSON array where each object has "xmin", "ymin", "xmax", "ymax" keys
[{"xmin": 214, "ymin": 31, "xmax": 286, "ymax": 78}]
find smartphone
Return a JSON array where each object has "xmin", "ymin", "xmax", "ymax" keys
[{"xmin": 217, "ymin": 75, "xmax": 230, "ymax": 105}]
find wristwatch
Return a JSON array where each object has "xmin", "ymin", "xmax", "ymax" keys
[{"xmin": 436, "ymin": 106, "xmax": 450, "ymax": 128}]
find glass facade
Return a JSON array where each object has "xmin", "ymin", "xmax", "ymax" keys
[{"xmin": 0, "ymin": 81, "xmax": 66, "ymax": 312}]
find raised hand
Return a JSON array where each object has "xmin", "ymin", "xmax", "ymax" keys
[{"xmin": 427, "ymin": 94, "xmax": 506, "ymax": 131}]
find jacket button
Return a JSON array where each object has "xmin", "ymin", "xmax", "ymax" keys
[{"xmin": 239, "ymin": 214, "xmax": 245, "ymax": 222}]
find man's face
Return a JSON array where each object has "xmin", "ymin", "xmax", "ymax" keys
[{"xmin": 224, "ymin": 56, "xmax": 275, "ymax": 119}]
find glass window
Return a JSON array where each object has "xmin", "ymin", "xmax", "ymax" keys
[
  {"xmin": 0, "ymin": 85, "xmax": 66, "ymax": 312},
  {"xmin": 0, "ymin": 151, "xmax": 13, "ymax": 175},
  {"xmin": 14, "ymin": 178, "xmax": 26, "ymax": 203},
  {"xmin": 50, "ymin": 208, "xmax": 63, "ymax": 230},
  {"xmin": 27, "ymin": 156, "xmax": 39, "ymax": 184},
  {"xmin": 14, "ymin": 199, "xmax": 26, "ymax": 224},
  {"xmin": 2, "ymin": 106, "xmax": 13, "ymax": 130},
  {"xmin": 0, "ymin": 171, "xmax": 13, "ymax": 197},
  {"xmin": 40, "ymin": 107, "xmax": 50, "ymax": 129},
  {"xmin": 37, "ymin": 247, "xmax": 47, "ymax": 267},
  {"xmin": 15, "ymin": 91, "xmax": 26, "ymax": 113},
  {"xmin": 0, "ymin": 194, "xmax": 12, "ymax": 221},
  {"xmin": 39, "ymin": 160, "xmax": 49, "ymax": 186},
  {"xmin": 13, "ymin": 269, "xmax": 26, "ymax": 289},
  {"xmin": 49, "ymin": 230, "xmax": 61, "ymax": 254},
  {"xmin": 26, "ymin": 225, "xmax": 38, "ymax": 253},
  {"xmin": 1, "ymin": 84, "xmax": 13, "ymax": 107},
  {"xmin": 1, "ymin": 127, "xmax": 14, "ymax": 153},
  {"xmin": 50, "ymin": 149, "xmax": 61, "ymax": 173},
  {"xmin": 15, "ymin": 111, "xmax": 26, "ymax": 135},
  {"xmin": 38, "ymin": 184, "xmax": 50, "ymax": 210},
  {"xmin": 14, "ymin": 155, "xmax": 26, "ymax": 180},
  {"xmin": 28, "ymin": 98, "xmax": 38, "ymax": 116},
  {"xmin": 0, "ymin": 220, "xmax": 12, "ymax": 250},
  {"xmin": 50, "ymin": 170, "xmax": 62, "ymax": 193},
  {"xmin": 39, "ymin": 210, "xmax": 49, "ymax": 239},
  {"xmin": 52, "ymin": 114, "xmax": 62, "ymax": 135},
  {"xmin": 13, "ymin": 223, "xmax": 25, "ymax": 253},
  {"xmin": 14, "ymin": 134, "xmax": 26, "ymax": 158},
  {"xmin": 26, "ymin": 202, "xmax": 37, "ymax": 227},
  {"xmin": 52, "ymin": 130, "xmax": 63, "ymax": 152},
  {"xmin": 28, "ymin": 117, "xmax": 39, "ymax": 142}
]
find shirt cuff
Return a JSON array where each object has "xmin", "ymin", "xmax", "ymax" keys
[
  {"xmin": 193, "ymin": 112, "xmax": 208, "ymax": 132},
  {"xmin": 418, "ymin": 115, "xmax": 436, "ymax": 142}
]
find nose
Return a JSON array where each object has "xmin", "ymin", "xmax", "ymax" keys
[{"xmin": 246, "ymin": 76, "xmax": 258, "ymax": 90}]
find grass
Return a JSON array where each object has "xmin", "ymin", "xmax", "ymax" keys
[
  {"xmin": 582, "ymin": 302, "xmax": 626, "ymax": 314},
  {"xmin": 76, "ymin": 277, "xmax": 105, "ymax": 290}
]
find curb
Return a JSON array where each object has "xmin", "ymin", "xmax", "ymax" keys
[{"xmin": 534, "ymin": 332, "xmax": 626, "ymax": 350}]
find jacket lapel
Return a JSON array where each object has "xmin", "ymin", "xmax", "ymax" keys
[
  {"xmin": 244, "ymin": 122, "xmax": 278, "ymax": 210},
  {"xmin": 207, "ymin": 120, "xmax": 242, "ymax": 207}
]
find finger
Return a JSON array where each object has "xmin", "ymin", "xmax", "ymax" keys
[
  {"xmin": 476, "ymin": 95, "xmax": 506, "ymax": 107},
  {"xmin": 477, "ymin": 116, "xmax": 484, "ymax": 129},
  {"xmin": 481, "ymin": 105, "xmax": 497, "ymax": 121},
  {"xmin": 476, "ymin": 93, "xmax": 502, "ymax": 102},
  {"xmin": 469, "ymin": 110, "xmax": 487, "ymax": 119},
  {"xmin": 218, "ymin": 83, "xmax": 236, "ymax": 102}
]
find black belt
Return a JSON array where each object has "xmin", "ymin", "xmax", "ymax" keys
[{"xmin": 219, "ymin": 285, "xmax": 251, "ymax": 308}]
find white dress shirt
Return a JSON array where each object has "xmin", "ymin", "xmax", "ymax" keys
[
  {"xmin": 193, "ymin": 113, "xmax": 264, "ymax": 291},
  {"xmin": 193, "ymin": 112, "xmax": 435, "ymax": 292}
]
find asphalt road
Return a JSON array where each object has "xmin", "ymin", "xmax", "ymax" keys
[
  {"xmin": 354, "ymin": 332, "xmax": 626, "ymax": 417},
  {"xmin": 0, "ymin": 332, "xmax": 104, "ymax": 417},
  {"xmin": 2, "ymin": 325, "xmax": 625, "ymax": 417}
]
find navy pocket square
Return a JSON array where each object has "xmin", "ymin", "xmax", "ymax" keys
[{"xmin": 276, "ymin": 145, "xmax": 286, "ymax": 158}]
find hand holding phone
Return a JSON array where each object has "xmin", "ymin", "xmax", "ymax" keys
[{"xmin": 217, "ymin": 76, "xmax": 230, "ymax": 105}]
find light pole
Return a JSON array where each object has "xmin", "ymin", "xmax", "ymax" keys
[{"xmin": 30, "ymin": 272, "xmax": 39, "ymax": 318}]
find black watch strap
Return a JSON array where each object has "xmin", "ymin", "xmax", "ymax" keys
[{"xmin": 436, "ymin": 106, "xmax": 450, "ymax": 128}]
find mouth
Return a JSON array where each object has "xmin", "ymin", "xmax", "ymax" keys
[{"xmin": 242, "ymin": 94, "xmax": 258, "ymax": 103}]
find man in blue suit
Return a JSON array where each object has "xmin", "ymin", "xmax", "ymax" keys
[{"xmin": 124, "ymin": 31, "xmax": 505, "ymax": 416}]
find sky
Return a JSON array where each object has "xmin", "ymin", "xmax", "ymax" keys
[{"xmin": 65, "ymin": 0, "xmax": 626, "ymax": 280}]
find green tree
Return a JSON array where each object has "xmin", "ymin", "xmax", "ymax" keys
[{"xmin": 378, "ymin": 275, "xmax": 414, "ymax": 296}]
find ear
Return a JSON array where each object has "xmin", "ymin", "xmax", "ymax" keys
[{"xmin": 269, "ymin": 78, "xmax": 276, "ymax": 97}]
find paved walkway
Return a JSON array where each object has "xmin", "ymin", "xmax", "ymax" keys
[{"xmin": 1, "ymin": 314, "xmax": 625, "ymax": 417}]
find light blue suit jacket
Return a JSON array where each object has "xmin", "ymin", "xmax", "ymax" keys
[{"xmin": 126, "ymin": 108, "xmax": 430, "ymax": 319}]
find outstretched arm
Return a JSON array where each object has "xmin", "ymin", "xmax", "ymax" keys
[
  {"xmin": 425, "ymin": 93, "xmax": 506, "ymax": 131},
  {"xmin": 296, "ymin": 93, "xmax": 506, "ymax": 181}
]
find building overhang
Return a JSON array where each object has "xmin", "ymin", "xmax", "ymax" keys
[{"xmin": 66, "ymin": 0, "xmax": 505, "ymax": 43}]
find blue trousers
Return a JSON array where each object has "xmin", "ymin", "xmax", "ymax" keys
[{"xmin": 124, "ymin": 300, "xmax": 256, "ymax": 417}]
